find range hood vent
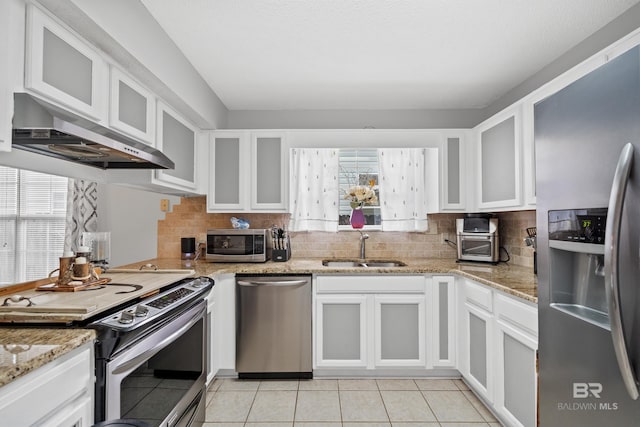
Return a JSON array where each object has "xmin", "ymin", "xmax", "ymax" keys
[{"xmin": 12, "ymin": 93, "xmax": 174, "ymax": 170}]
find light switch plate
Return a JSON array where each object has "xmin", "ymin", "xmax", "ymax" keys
[{"xmin": 160, "ymin": 199, "xmax": 170, "ymax": 212}]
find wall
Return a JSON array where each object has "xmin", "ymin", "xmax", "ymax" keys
[
  {"xmin": 479, "ymin": 2, "xmax": 640, "ymax": 122},
  {"xmin": 227, "ymin": 4, "xmax": 640, "ymax": 130},
  {"xmin": 157, "ymin": 196, "xmax": 536, "ymax": 268},
  {"xmin": 227, "ymin": 109, "xmax": 485, "ymax": 130},
  {"xmin": 97, "ymin": 183, "xmax": 180, "ymax": 267}
]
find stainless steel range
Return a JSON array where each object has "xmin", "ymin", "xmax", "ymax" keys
[{"xmin": 90, "ymin": 276, "xmax": 213, "ymax": 426}]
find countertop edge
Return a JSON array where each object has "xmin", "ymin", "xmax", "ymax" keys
[{"xmin": 0, "ymin": 328, "xmax": 96, "ymax": 388}]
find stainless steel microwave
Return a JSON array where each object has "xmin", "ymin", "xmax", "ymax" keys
[{"xmin": 206, "ymin": 229, "xmax": 271, "ymax": 262}]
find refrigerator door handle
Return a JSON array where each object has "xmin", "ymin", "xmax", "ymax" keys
[{"xmin": 604, "ymin": 142, "xmax": 639, "ymax": 400}]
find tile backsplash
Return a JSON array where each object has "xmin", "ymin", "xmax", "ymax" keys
[{"xmin": 158, "ymin": 196, "xmax": 536, "ymax": 268}]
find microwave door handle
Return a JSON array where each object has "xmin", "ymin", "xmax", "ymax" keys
[{"xmin": 604, "ymin": 142, "xmax": 639, "ymax": 400}]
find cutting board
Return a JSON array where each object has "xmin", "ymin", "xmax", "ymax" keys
[
  {"xmin": 0, "ymin": 271, "xmax": 196, "ymax": 322},
  {"xmin": 106, "ymin": 269, "xmax": 195, "ymax": 274}
]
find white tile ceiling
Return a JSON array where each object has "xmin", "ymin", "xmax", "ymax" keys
[{"xmin": 140, "ymin": 0, "xmax": 640, "ymax": 111}]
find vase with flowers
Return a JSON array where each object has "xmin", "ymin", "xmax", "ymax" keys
[{"xmin": 344, "ymin": 181, "xmax": 378, "ymax": 229}]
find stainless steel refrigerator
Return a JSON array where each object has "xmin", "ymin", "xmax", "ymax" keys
[{"xmin": 536, "ymin": 45, "xmax": 640, "ymax": 425}]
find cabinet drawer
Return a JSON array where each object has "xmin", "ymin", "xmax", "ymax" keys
[
  {"xmin": 316, "ymin": 275, "xmax": 426, "ymax": 294},
  {"xmin": 464, "ymin": 279, "xmax": 493, "ymax": 312},
  {"xmin": 495, "ymin": 293, "xmax": 538, "ymax": 338}
]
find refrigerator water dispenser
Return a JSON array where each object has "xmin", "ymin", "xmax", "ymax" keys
[{"xmin": 547, "ymin": 208, "xmax": 610, "ymax": 329}]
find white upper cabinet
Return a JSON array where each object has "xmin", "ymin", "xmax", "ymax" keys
[
  {"xmin": 109, "ymin": 66, "xmax": 155, "ymax": 144},
  {"xmin": 208, "ymin": 132, "xmax": 248, "ymax": 211},
  {"xmin": 251, "ymin": 133, "xmax": 288, "ymax": 210},
  {"xmin": 208, "ymin": 131, "xmax": 288, "ymax": 212},
  {"xmin": 440, "ymin": 133, "xmax": 467, "ymax": 211},
  {"xmin": 24, "ymin": 3, "xmax": 108, "ymax": 121},
  {"xmin": 153, "ymin": 101, "xmax": 198, "ymax": 191},
  {"xmin": 474, "ymin": 106, "xmax": 523, "ymax": 210}
]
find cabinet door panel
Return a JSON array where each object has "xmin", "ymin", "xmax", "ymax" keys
[
  {"xmin": 154, "ymin": 102, "xmax": 197, "ymax": 190},
  {"xmin": 469, "ymin": 311, "xmax": 488, "ymax": 387},
  {"xmin": 212, "ymin": 137, "xmax": 242, "ymax": 206},
  {"xmin": 256, "ymin": 137, "xmax": 282, "ymax": 204},
  {"xmin": 161, "ymin": 112, "xmax": 194, "ymax": 182},
  {"xmin": 429, "ymin": 275, "xmax": 456, "ymax": 368},
  {"xmin": 380, "ymin": 303, "xmax": 419, "ymax": 359},
  {"xmin": 495, "ymin": 317, "xmax": 538, "ymax": 427},
  {"xmin": 110, "ymin": 67, "xmax": 155, "ymax": 143},
  {"xmin": 323, "ymin": 303, "xmax": 361, "ymax": 360},
  {"xmin": 251, "ymin": 133, "xmax": 288, "ymax": 210},
  {"xmin": 503, "ymin": 333, "xmax": 535, "ymax": 426},
  {"xmin": 25, "ymin": 4, "xmax": 107, "ymax": 120},
  {"xmin": 481, "ymin": 117, "xmax": 515, "ymax": 203},
  {"xmin": 441, "ymin": 135, "xmax": 468, "ymax": 211},
  {"xmin": 438, "ymin": 280, "xmax": 450, "ymax": 361},
  {"xmin": 316, "ymin": 295, "xmax": 367, "ymax": 367},
  {"xmin": 118, "ymin": 80, "xmax": 147, "ymax": 132},
  {"xmin": 42, "ymin": 28, "xmax": 92, "ymax": 105},
  {"xmin": 375, "ymin": 295, "xmax": 426, "ymax": 367},
  {"xmin": 475, "ymin": 106, "xmax": 522, "ymax": 210}
]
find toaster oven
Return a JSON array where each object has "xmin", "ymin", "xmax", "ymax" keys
[
  {"xmin": 456, "ymin": 217, "xmax": 500, "ymax": 263},
  {"xmin": 206, "ymin": 229, "xmax": 271, "ymax": 262}
]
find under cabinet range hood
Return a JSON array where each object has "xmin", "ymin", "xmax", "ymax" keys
[{"xmin": 11, "ymin": 93, "xmax": 174, "ymax": 169}]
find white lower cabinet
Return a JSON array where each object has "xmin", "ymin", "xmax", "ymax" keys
[
  {"xmin": 458, "ymin": 278, "xmax": 538, "ymax": 427},
  {"xmin": 462, "ymin": 299, "xmax": 494, "ymax": 401},
  {"xmin": 429, "ymin": 275, "xmax": 456, "ymax": 368},
  {"xmin": 211, "ymin": 273, "xmax": 236, "ymax": 374},
  {"xmin": 315, "ymin": 275, "xmax": 426, "ymax": 370},
  {"xmin": 494, "ymin": 294, "xmax": 538, "ymax": 427},
  {"xmin": 0, "ymin": 342, "xmax": 94, "ymax": 426}
]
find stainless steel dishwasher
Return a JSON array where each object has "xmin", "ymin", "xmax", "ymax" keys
[{"xmin": 236, "ymin": 274, "xmax": 312, "ymax": 379}]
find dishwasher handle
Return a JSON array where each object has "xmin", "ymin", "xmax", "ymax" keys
[{"xmin": 237, "ymin": 279, "xmax": 309, "ymax": 287}]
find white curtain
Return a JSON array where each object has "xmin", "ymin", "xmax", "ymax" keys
[
  {"xmin": 289, "ymin": 148, "xmax": 340, "ymax": 232},
  {"xmin": 378, "ymin": 148, "xmax": 429, "ymax": 231},
  {"xmin": 64, "ymin": 178, "xmax": 98, "ymax": 252}
]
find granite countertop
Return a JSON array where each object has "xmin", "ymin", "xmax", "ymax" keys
[
  {"xmin": 123, "ymin": 257, "xmax": 538, "ymax": 303},
  {"xmin": 0, "ymin": 256, "xmax": 536, "ymax": 389},
  {"xmin": 0, "ymin": 328, "xmax": 95, "ymax": 387}
]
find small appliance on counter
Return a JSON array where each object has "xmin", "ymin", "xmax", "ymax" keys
[
  {"xmin": 456, "ymin": 213, "xmax": 500, "ymax": 264},
  {"xmin": 206, "ymin": 228, "xmax": 271, "ymax": 262},
  {"xmin": 81, "ymin": 231, "xmax": 111, "ymax": 270},
  {"xmin": 181, "ymin": 237, "xmax": 197, "ymax": 260}
]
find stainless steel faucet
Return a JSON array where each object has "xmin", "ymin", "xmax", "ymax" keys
[{"xmin": 358, "ymin": 230, "xmax": 369, "ymax": 259}]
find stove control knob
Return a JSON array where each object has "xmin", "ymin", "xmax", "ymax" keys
[
  {"xmin": 134, "ymin": 305, "xmax": 149, "ymax": 317},
  {"xmin": 192, "ymin": 278, "xmax": 203, "ymax": 288},
  {"xmin": 118, "ymin": 310, "xmax": 135, "ymax": 324}
]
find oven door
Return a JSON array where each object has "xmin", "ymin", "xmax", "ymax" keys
[
  {"xmin": 458, "ymin": 234, "xmax": 497, "ymax": 262},
  {"xmin": 103, "ymin": 301, "xmax": 207, "ymax": 427}
]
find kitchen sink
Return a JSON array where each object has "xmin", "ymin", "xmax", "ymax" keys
[{"xmin": 322, "ymin": 259, "xmax": 407, "ymax": 268}]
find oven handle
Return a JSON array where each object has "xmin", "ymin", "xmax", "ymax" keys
[{"xmin": 111, "ymin": 303, "xmax": 205, "ymax": 376}]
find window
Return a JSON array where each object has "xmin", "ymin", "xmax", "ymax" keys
[
  {"xmin": 0, "ymin": 166, "xmax": 68, "ymax": 286},
  {"xmin": 339, "ymin": 149, "xmax": 381, "ymax": 228}
]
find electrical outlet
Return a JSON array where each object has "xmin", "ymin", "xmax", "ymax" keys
[
  {"xmin": 442, "ymin": 233, "xmax": 449, "ymax": 244},
  {"xmin": 160, "ymin": 199, "xmax": 170, "ymax": 212}
]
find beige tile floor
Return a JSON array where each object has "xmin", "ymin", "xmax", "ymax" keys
[{"xmin": 204, "ymin": 378, "xmax": 502, "ymax": 426}]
